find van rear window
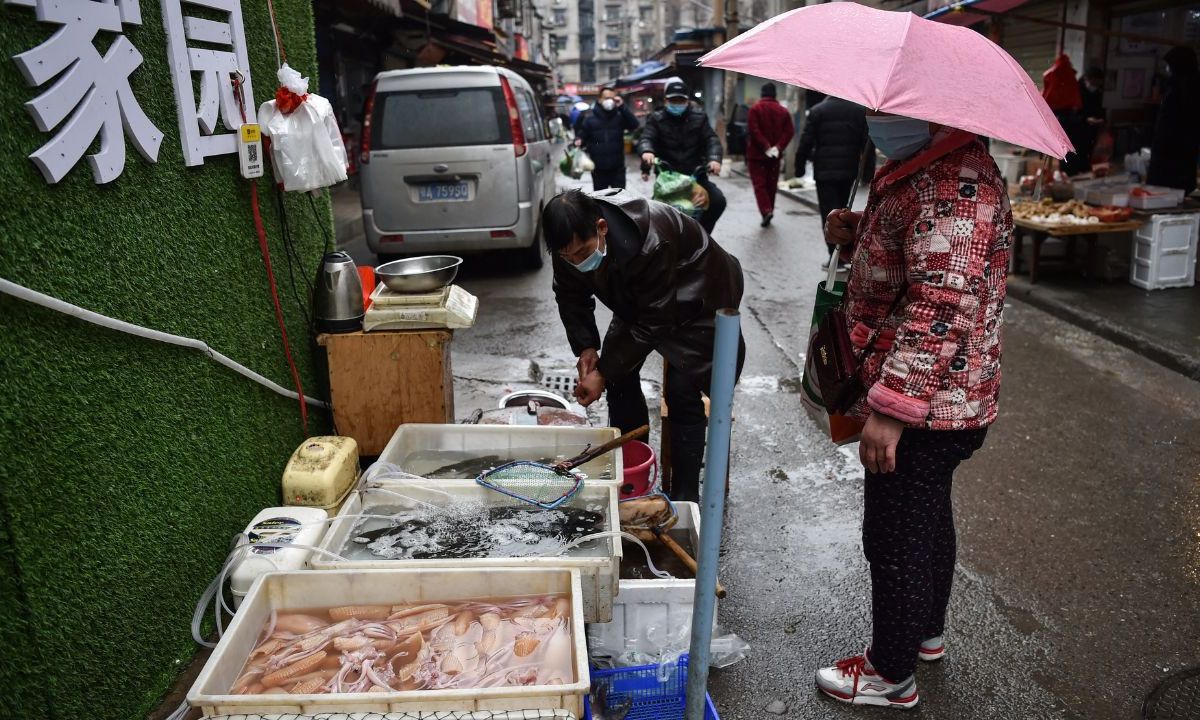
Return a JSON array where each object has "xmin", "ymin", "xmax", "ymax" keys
[{"xmin": 374, "ymin": 87, "xmax": 511, "ymax": 149}]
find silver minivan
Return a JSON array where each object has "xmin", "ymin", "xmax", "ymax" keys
[{"xmin": 358, "ymin": 66, "xmax": 555, "ymax": 268}]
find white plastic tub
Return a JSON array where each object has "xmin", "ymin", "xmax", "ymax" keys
[
  {"xmin": 586, "ymin": 502, "xmax": 715, "ymax": 664},
  {"xmin": 314, "ymin": 481, "xmax": 622, "ymax": 622},
  {"xmin": 1129, "ymin": 213, "xmax": 1199, "ymax": 290},
  {"xmin": 378, "ymin": 424, "xmax": 623, "ymax": 485},
  {"xmin": 188, "ymin": 567, "xmax": 589, "ymax": 717}
]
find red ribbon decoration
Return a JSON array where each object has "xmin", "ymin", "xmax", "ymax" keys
[{"xmin": 275, "ymin": 85, "xmax": 308, "ymax": 114}]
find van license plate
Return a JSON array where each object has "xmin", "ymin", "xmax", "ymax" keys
[{"xmin": 418, "ymin": 181, "xmax": 470, "ymax": 202}]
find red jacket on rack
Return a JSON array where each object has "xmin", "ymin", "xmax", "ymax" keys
[{"xmin": 746, "ymin": 96, "xmax": 795, "ymax": 161}]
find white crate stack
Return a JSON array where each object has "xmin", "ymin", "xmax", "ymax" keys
[{"xmin": 1130, "ymin": 213, "xmax": 1199, "ymax": 290}]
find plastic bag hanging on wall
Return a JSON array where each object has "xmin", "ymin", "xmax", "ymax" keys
[{"xmin": 258, "ymin": 64, "xmax": 348, "ymax": 192}]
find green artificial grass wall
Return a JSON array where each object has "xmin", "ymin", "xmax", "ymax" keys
[{"xmin": 0, "ymin": 2, "xmax": 334, "ymax": 718}]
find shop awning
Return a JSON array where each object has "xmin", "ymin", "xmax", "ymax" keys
[
  {"xmin": 614, "ymin": 60, "xmax": 670, "ymax": 87},
  {"xmin": 924, "ymin": 0, "xmax": 1032, "ymax": 27}
]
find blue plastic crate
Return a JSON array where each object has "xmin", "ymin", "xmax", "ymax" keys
[{"xmin": 585, "ymin": 656, "xmax": 719, "ymax": 720}]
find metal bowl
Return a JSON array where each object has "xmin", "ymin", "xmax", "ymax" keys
[
  {"xmin": 375, "ymin": 255, "xmax": 462, "ymax": 293},
  {"xmin": 498, "ymin": 389, "xmax": 571, "ymax": 410}
]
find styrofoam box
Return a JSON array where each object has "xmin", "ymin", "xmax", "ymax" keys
[
  {"xmin": 1086, "ymin": 186, "xmax": 1131, "ymax": 207},
  {"xmin": 1129, "ymin": 213, "xmax": 1199, "ymax": 290},
  {"xmin": 1128, "ymin": 186, "xmax": 1186, "ymax": 210},
  {"xmin": 188, "ymin": 567, "xmax": 589, "ymax": 717},
  {"xmin": 586, "ymin": 502, "xmax": 715, "ymax": 661},
  {"xmin": 314, "ymin": 481, "xmax": 622, "ymax": 622},
  {"xmin": 378, "ymin": 424, "xmax": 624, "ymax": 485}
]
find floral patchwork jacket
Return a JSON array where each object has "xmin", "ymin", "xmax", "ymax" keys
[{"xmin": 844, "ymin": 130, "xmax": 1013, "ymax": 430}]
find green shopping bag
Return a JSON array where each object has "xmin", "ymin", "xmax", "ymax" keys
[
  {"xmin": 800, "ymin": 276, "xmax": 865, "ymax": 445},
  {"xmin": 653, "ymin": 169, "xmax": 703, "ymax": 218}
]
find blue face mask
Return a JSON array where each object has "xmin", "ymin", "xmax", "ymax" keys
[
  {"xmin": 666, "ymin": 102, "xmax": 688, "ymax": 116},
  {"xmin": 866, "ymin": 115, "xmax": 932, "ymax": 160},
  {"xmin": 571, "ymin": 239, "xmax": 607, "ymax": 272}
]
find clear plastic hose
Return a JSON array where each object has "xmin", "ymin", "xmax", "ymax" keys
[{"xmin": 556, "ymin": 530, "xmax": 674, "ymax": 580}]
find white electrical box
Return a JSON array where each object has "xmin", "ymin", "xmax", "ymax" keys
[{"xmin": 229, "ymin": 506, "xmax": 327, "ymax": 607}]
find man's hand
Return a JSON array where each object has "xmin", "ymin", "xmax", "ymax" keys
[
  {"xmin": 575, "ymin": 369, "xmax": 605, "ymax": 407},
  {"xmin": 707, "ymin": 161, "xmax": 722, "ymax": 176},
  {"xmin": 860, "ymin": 412, "xmax": 905, "ymax": 474},
  {"xmin": 641, "ymin": 152, "xmax": 656, "ymax": 180},
  {"xmin": 576, "ymin": 348, "xmax": 600, "ymax": 381},
  {"xmin": 825, "ymin": 209, "xmax": 861, "ymax": 260},
  {"xmin": 765, "ymin": 146, "xmax": 780, "ymax": 159}
]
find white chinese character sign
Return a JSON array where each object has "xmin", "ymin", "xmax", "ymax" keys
[
  {"xmin": 7, "ymin": 0, "xmax": 257, "ymax": 183},
  {"xmin": 7, "ymin": 0, "xmax": 164, "ymax": 184},
  {"xmin": 161, "ymin": 0, "xmax": 256, "ymax": 166}
]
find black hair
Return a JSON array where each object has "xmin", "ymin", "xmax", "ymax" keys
[
  {"xmin": 761, "ymin": 82, "xmax": 777, "ymax": 97},
  {"xmin": 542, "ymin": 189, "xmax": 602, "ymax": 252},
  {"xmin": 1085, "ymin": 66, "xmax": 1104, "ymax": 81}
]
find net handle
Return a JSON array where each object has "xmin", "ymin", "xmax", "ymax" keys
[{"xmin": 557, "ymin": 424, "xmax": 649, "ymax": 472}]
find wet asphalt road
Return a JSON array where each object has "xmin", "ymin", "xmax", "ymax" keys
[{"xmin": 337, "ymin": 163, "xmax": 1200, "ymax": 719}]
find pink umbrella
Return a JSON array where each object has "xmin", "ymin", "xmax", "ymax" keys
[{"xmin": 698, "ymin": 2, "xmax": 1072, "ymax": 158}]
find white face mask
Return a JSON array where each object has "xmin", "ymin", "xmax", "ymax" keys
[{"xmin": 600, "ymin": 99, "xmax": 616, "ymax": 111}]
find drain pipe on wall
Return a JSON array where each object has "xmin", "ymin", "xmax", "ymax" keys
[
  {"xmin": 0, "ymin": 278, "xmax": 329, "ymax": 410},
  {"xmin": 686, "ymin": 308, "xmax": 740, "ymax": 720}
]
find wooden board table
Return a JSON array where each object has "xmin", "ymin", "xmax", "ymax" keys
[
  {"xmin": 1012, "ymin": 217, "xmax": 1144, "ymax": 284},
  {"xmin": 317, "ymin": 330, "xmax": 454, "ymax": 456}
]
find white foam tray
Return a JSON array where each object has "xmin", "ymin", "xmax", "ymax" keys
[
  {"xmin": 586, "ymin": 502, "xmax": 715, "ymax": 661},
  {"xmin": 377, "ymin": 424, "xmax": 623, "ymax": 486},
  {"xmin": 188, "ymin": 567, "xmax": 589, "ymax": 717},
  {"xmin": 313, "ymin": 481, "xmax": 622, "ymax": 622}
]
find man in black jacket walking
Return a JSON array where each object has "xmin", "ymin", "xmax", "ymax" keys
[
  {"xmin": 794, "ymin": 96, "xmax": 873, "ymax": 263},
  {"xmin": 636, "ymin": 81, "xmax": 726, "ymax": 234},
  {"xmin": 543, "ymin": 188, "xmax": 745, "ymax": 502},
  {"xmin": 577, "ymin": 88, "xmax": 641, "ymax": 190}
]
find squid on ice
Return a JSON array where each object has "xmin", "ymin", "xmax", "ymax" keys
[{"xmin": 231, "ymin": 595, "xmax": 575, "ymax": 695}]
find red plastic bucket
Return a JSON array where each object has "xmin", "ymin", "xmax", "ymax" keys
[{"xmin": 620, "ymin": 440, "xmax": 657, "ymax": 500}]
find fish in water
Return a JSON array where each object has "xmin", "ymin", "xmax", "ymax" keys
[
  {"xmin": 351, "ymin": 505, "xmax": 605, "ymax": 560},
  {"xmin": 590, "ymin": 683, "xmax": 633, "ymax": 720}
]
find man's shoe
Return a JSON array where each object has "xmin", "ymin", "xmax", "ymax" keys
[
  {"xmin": 760, "ymin": 212, "xmax": 773, "ymax": 227},
  {"xmin": 918, "ymin": 636, "xmax": 945, "ymax": 662},
  {"xmin": 815, "ymin": 653, "xmax": 919, "ymax": 709}
]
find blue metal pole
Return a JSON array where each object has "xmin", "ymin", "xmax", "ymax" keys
[{"xmin": 685, "ymin": 308, "xmax": 739, "ymax": 720}]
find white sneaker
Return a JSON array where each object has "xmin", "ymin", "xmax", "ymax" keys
[
  {"xmin": 918, "ymin": 636, "xmax": 945, "ymax": 662},
  {"xmin": 815, "ymin": 652, "xmax": 919, "ymax": 709}
]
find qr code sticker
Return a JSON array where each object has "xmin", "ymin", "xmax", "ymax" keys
[{"xmin": 248, "ymin": 144, "xmax": 258, "ymax": 163}]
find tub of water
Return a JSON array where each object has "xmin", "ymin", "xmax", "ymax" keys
[
  {"xmin": 378, "ymin": 425, "xmax": 623, "ymax": 485},
  {"xmin": 314, "ymin": 481, "xmax": 622, "ymax": 623},
  {"xmin": 187, "ymin": 567, "xmax": 589, "ymax": 717}
]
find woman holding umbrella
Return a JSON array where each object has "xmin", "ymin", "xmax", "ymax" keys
[
  {"xmin": 698, "ymin": 3, "xmax": 1071, "ymax": 710},
  {"xmin": 817, "ymin": 117, "xmax": 1010, "ymax": 709}
]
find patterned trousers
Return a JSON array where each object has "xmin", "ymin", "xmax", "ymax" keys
[{"xmin": 863, "ymin": 426, "xmax": 988, "ymax": 681}]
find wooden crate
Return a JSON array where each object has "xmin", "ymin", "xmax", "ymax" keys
[{"xmin": 317, "ymin": 330, "xmax": 454, "ymax": 455}]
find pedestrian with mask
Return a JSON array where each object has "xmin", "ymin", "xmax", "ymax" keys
[
  {"xmin": 814, "ymin": 115, "xmax": 1012, "ymax": 709},
  {"xmin": 746, "ymin": 82, "xmax": 795, "ymax": 227},
  {"xmin": 794, "ymin": 95, "xmax": 873, "ymax": 266},
  {"xmin": 1148, "ymin": 46, "xmax": 1200, "ymax": 195},
  {"xmin": 543, "ymin": 188, "xmax": 745, "ymax": 503},
  {"xmin": 576, "ymin": 87, "xmax": 641, "ymax": 190},
  {"xmin": 637, "ymin": 81, "xmax": 726, "ymax": 234}
]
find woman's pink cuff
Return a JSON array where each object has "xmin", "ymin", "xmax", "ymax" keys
[{"xmin": 868, "ymin": 384, "xmax": 929, "ymax": 425}]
